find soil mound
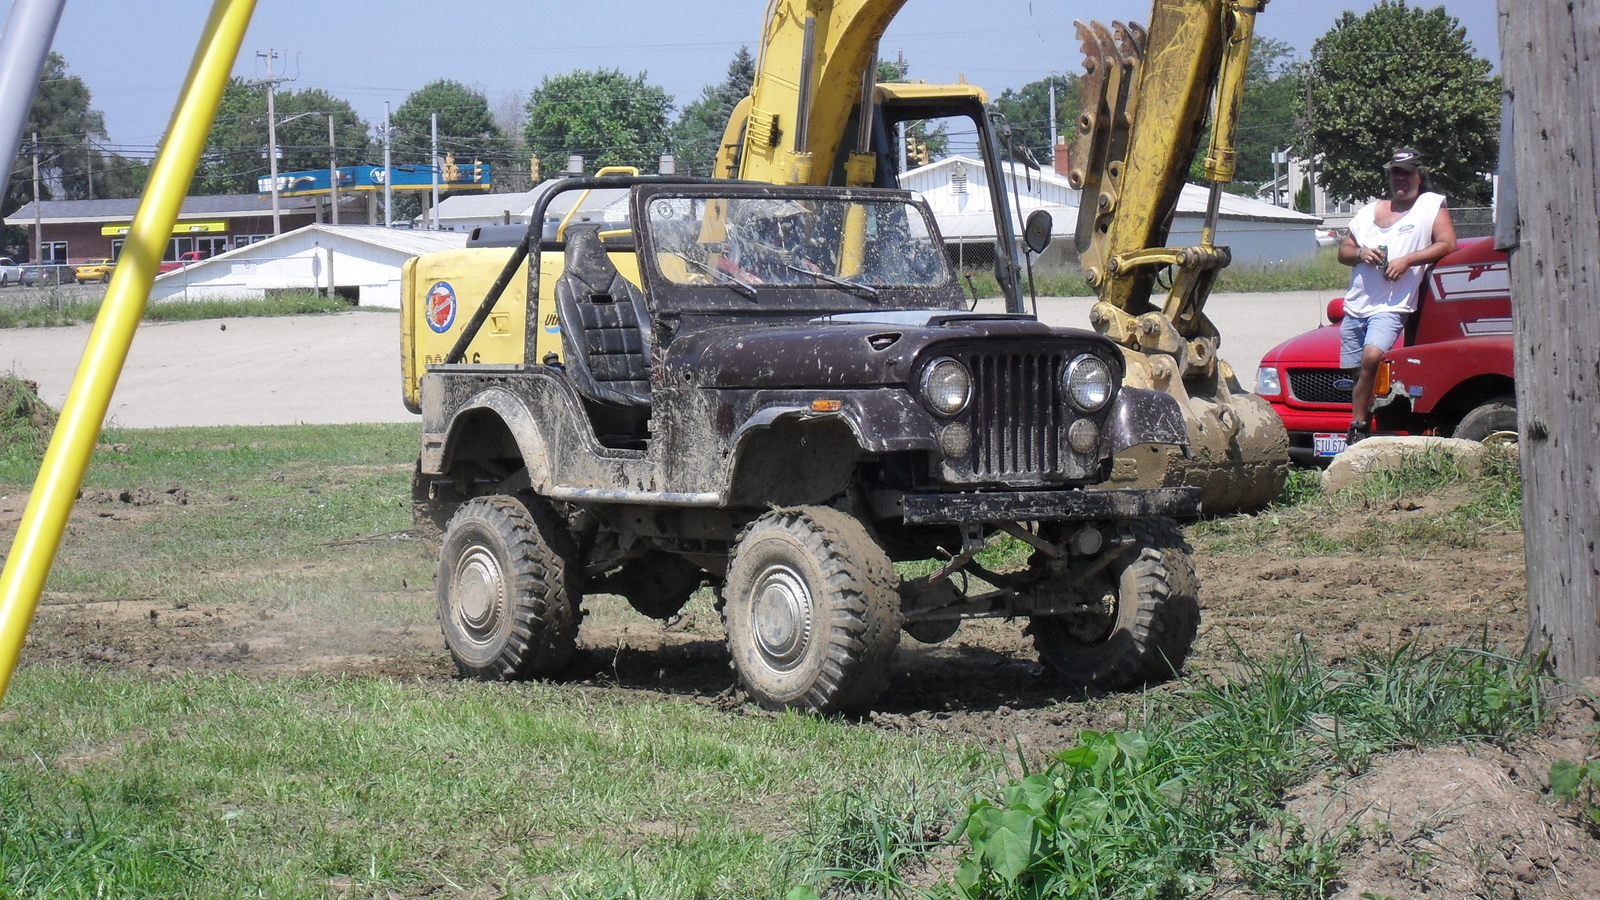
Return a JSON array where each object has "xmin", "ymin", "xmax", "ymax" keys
[{"xmin": 0, "ymin": 373, "xmax": 57, "ymax": 454}]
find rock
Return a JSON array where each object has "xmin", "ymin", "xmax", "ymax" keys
[{"xmin": 1322, "ymin": 435, "xmax": 1487, "ymax": 494}]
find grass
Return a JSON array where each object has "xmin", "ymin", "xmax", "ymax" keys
[
  {"xmin": 0, "ymin": 289, "xmax": 355, "ymax": 329},
  {"xmin": 963, "ymin": 246, "xmax": 1349, "ymax": 300},
  {"xmin": 0, "ymin": 374, "xmax": 56, "ymax": 461},
  {"xmin": 0, "ymin": 423, "xmax": 1541, "ymax": 898},
  {"xmin": 1194, "ymin": 445, "xmax": 1523, "ymax": 556}
]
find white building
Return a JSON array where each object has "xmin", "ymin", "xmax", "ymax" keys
[
  {"xmin": 148, "ymin": 224, "xmax": 467, "ymax": 308},
  {"xmin": 901, "ymin": 156, "xmax": 1324, "ymax": 268},
  {"xmin": 420, "ymin": 186, "xmax": 548, "ymax": 232}
]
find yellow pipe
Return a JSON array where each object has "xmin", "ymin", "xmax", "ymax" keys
[{"xmin": 0, "ymin": 0, "xmax": 257, "ymax": 704}]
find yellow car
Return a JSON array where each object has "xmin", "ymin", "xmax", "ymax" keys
[{"xmin": 75, "ymin": 258, "xmax": 116, "ymax": 284}]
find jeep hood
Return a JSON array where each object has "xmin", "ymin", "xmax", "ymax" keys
[{"xmin": 666, "ymin": 310, "xmax": 1095, "ymax": 389}]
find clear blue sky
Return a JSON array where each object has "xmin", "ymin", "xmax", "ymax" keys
[{"xmin": 18, "ymin": 0, "xmax": 1500, "ymax": 157}]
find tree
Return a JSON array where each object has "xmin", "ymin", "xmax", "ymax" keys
[
  {"xmin": 669, "ymin": 47, "xmax": 755, "ymax": 176},
  {"xmin": 195, "ymin": 79, "xmax": 371, "ymax": 196},
  {"xmin": 524, "ymin": 69, "xmax": 673, "ymax": 174},
  {"xmin": 392, "ymin": 79, "xmax": 508, "ymax": 168},
  {"xmin": 1232, "ymin": 37, "xmax": 1302, "ymax": 187},
  {"xmin": 1301, "ymin": 1, "xmax": 1498, "ymax": 205},
  {"xmin": 993, "ymin": 74, "xmax": 1081, "ymax": 165}
]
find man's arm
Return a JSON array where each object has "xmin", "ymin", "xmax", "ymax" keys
[
  {"xmin": 1386, "ymin": 205, "xmax": 1459, "ymax": 279},
  {"xmin": 1340, "ymin": 232, "xmax": 1386, "ymax": 268}
]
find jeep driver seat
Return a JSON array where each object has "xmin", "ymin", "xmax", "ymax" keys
[{"xmin": 554, "ymin": 226, "xmax": 652, "ymax": 444}]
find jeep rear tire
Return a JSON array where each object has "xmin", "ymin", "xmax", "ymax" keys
[
  {"xmin": 1452, "ymin": 395, "xmax": 1517, "ymax": 443},
  {"xmin": 723, "ymin": 506, "xmax": 901, "ymax": 713},
  {"xmin": 438, "ymin": 495, "xmax": 579, "ymax": 680},
  {"xmin": 1029, "ymin": 518, "xmax": 1198, "ymax": 691}
]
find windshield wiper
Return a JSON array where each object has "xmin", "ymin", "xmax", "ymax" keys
[
  {"xmin": 784, "ymin": 263, "xmax": 879, "ymax": 299},
  {"xmin": 669, "ymin": 251, "xmax": 756, "ymax": 299}
]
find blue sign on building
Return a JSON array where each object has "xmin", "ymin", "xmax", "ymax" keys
[{"xmin": 258, "ymin": 163, "xmax": 492, "ymax": 197}]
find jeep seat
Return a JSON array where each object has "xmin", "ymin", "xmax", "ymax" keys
[{"xmin": 554, "ymin": 226, "xmax": 652, "ymax": 445}]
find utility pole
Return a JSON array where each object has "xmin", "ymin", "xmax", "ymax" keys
[
  {"xmin": 1048, "ymin": 77, "xmax": 1057, "ymax": 167},
  {"xmin": 383, "ymin": 101, "xmax": 393, "ymax": 227},
  {"xmin": 430, "ymin": 112, "xmax": 440, "ymax": 230},
  {"xmin": 327, "ymin": 116, "xmax": 338, "ymax": 226},
  {"xmin": 1302, "ymin": 67, "xmax": 1317, "ymax": 216},
  {"xmin": 251, "ymin": 50, "xmax": 289, "ymax": 235},
  {"xmin": 1497, "ymin": 0, "xmax": 1600, "ymax": 690},
  {"xmin": 84, "ymin": 137, "xmax": 94, "ymax": 200},
  {"xmin": 31, "ymin": 132, "xmax": 41, "ymax": 264}
]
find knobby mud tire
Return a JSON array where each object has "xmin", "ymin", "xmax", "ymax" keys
[
  {"xmin": 437, "ymin": 495, "xmax": 580, "ymax": 680},
  {"xmin": 723, "ymin": 506, "xmax": 901, "ymax": 713},
  {"xmin": 1030, "ymin": 517, "xmax": 1199, "ymax": 692}
]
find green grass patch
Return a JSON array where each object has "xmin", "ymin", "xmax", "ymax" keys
[
  {"xmin": 963, "ymin": 246, "xmax": 1348, "ymax": 299},
  {"xmin": 0, "ymin": 374, "xmax": 57, "ymax": 462},
  {"xmin": 1, "ymin": 670, "xmax": 992, "ymax": 899},
  {"xmin": 940, "ymin": 638, "xmax": 1541, "ymax": 900},
  {"xmin": 0, "ymin": 290, "xmax": 354, "ymax": 329},
  {"xmin": 1196, "ymin": 446, "xmax": 1522, "ymax": 556}
]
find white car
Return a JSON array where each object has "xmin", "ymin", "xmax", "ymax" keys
[{"xmin": 1314, "ymin": 228, "xmax": 1340, "ymax": 247}]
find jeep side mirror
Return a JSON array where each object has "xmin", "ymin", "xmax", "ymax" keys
[
  {"xmin": 1326, "ymin": 297, "xmax": 1345, "ymax": 323},
  {"xmin": 1023, "ymin": 209, "xmax": 1053, "ymax": 254}
]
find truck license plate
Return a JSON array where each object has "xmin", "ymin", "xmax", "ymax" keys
[{"xmin": 1313, "ymin": 433, "xmax": 1348, "ymax": 457}]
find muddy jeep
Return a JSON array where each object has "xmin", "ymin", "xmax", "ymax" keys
[{"xmin": 413, "ymin": 177, "xmax": 1202, "ymax": 712}]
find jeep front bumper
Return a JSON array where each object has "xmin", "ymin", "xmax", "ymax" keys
[{"xmin": 900, "ymin": 486, "xmax": 1202, "ymax": 524}]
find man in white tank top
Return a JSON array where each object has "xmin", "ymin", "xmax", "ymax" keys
[{"xmin": 1336, "ymin": 148, "xmax": 1458, "ymax": 444}]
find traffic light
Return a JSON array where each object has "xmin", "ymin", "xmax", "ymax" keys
[
  {"xmin": 530, "ymin": 155, "xmax": 542, "ymax": 182},
  {"xmin": 473, "ymin": 158, "xmax": 483, "ymax": 182},
  {"xmin": 442, "ymin": 153, "xmax": 460, "ymax": 181}
]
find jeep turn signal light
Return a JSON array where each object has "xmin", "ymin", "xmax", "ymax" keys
[
  {"xmin": 1376, "ymin": 361, "xmax": 1393, "ymax": 397},
  {"xmin": 811, "ymin": 399, "xmax": 843, "ymax": 412}
]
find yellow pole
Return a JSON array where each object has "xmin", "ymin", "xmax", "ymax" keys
[{"xmin": 0, "ymin": 0, "xmax": 257, "ymax": 703}]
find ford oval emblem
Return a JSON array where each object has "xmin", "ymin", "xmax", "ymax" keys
[{"xmin": 1332, "ymin": 377, "xmax": 1355, "ymax": 390}]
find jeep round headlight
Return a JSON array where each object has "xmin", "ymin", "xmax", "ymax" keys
[
  {"xmin": 1064, "ymin": 354, "xmax": 1113, "ymax": 412},
  {"xmin": 921, "ymin": 358, "xmax": 971, "ymax": 417}
]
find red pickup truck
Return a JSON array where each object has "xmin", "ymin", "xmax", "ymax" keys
[
  {"xmin": 1255, "ymin": 236, "xmax": 1515, "ymax": 465},
  {"xmin": 157, "ymin": 251, "xmax": 206, "ymax": 274}
]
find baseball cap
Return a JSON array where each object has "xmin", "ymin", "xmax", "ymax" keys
[{"xmin": 1384, "ymin": 148, "xmax": 1425, "ymax": 172}]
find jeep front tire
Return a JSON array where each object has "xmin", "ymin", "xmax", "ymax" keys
[
  {"xmin": 438, "ymin": 495, "xmax": 580, "ymax": 680},
  {"xmin": 1029, "ymin": 518, "xmax": 1199, "ymax": 691},
  {"xmin": 723, "ymin": 506, "xmax": 901, "ymax": 713}
]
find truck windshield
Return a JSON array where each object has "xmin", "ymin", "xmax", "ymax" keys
[{"xmin": 644, "ymin": 195, "xmax": 950, "ymax": 292}]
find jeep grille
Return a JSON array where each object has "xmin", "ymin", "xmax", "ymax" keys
[
  {"xmin": 1288, "ymin": 368, "xmax": 1355, "ymax": 404},
  {"xmin": 965, "ymin": 351, "xmax": 1066, "ymax": 478}
]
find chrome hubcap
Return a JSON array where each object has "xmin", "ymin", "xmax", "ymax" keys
[
  {"xmin": 454, "ymin": 545, "xmax": 505, "ymax": 643},
  {"xmin": 750, "ymin": 564, "xmax": 812, "ymax": 670}
]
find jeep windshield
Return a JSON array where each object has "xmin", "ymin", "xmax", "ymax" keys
[{"xmin": 637, "ymin": 186, "xmax": 961, "ymax": 312}]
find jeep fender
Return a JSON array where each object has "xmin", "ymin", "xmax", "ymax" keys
[
  {"xmin": 1101, "ymin": 387, "xmax": 1190, "ymax": 454},
  {"xmin": 423, "ymin": 384, "xmax": 551, "ymax": 491},
  {"xmin": 730, "ymin": 391, "xmax": 938, "ymax": 456}
]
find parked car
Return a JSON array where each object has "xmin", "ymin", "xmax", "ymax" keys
[
  {"xmin": 157, "ymin": 250, "xmax": 206, "ymax": 274},
  {"xmin": 1314, "ymin": 228, "xmax": 1340, "ymax": 247},
  {"xmin": 75, "ymin": 258, "xmax": 116, "ymax": 284},
  {"xmin": 0, "ymin": 257, "xmax": 39, "ymax": 286},
  {"xmin": 1256, "ymin": 237, "xmax": 1514, "ymax": 465}
]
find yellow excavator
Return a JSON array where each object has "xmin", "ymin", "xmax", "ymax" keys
[{"xmin": 715, "ymin": 0, "xmax": 1288, "ymax": 513}]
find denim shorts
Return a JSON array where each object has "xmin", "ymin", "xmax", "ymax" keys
[{"xmin": 1339, "ymin": 311, "xmax": 1407, "ymax": 368}]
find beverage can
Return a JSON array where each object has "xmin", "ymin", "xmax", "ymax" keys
[{"xmin": 1377, "ymin": 245, "xmax": 1388, "ymax": 267}]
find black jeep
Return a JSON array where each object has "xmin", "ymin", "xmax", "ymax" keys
[{"xmin": 414, "ymin": 176, "xmax": 1201, "ymax": 712}]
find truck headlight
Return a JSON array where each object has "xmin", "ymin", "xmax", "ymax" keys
[
  {"xmin": 920, "ymin": 358, "xmax": 971, "ymax": 417},
  {"xmin": 1256, "ymin": 366, "xmax": 1282, "ymax": 397},
  {"xmin": 1063, "ymin": 354, "xmax": 1113, "ymax": 412}
]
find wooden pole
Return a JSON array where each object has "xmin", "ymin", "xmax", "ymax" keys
[{"xmin": 1497, "ymin": 0, "xmax": 1600, "ymax": 687}]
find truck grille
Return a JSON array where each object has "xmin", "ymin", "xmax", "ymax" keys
[
  {"xmin": 1288, "ymin": 368, "xmax": 1355, "ymax": 404},
  {"xmin": 965, "ymin": 351, "xmax": 1066, "ymax": 478}
]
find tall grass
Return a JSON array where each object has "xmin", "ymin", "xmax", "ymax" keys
[{"xmin": 0, "ymin": 290, "xmax": 354, "ymax": 329}]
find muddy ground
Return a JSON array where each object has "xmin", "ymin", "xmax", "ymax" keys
[{"xmin": 7, "ymin": 484, "xmax": 1599, "ymax": 899}]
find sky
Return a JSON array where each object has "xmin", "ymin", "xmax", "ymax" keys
[{"xmin": 15, "ymin": 0, "xmax": 1501, "ymax": 159}]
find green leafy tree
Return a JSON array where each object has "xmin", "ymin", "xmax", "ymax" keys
[
  {"xmin": 669, "ymin": 47, "xmax": 755, "ymax": 176},
  {"xmin": 524, "ymin": 69, "xmax": 673, "ymax": 174},
  {"xmin": 1233, "ymin": 37, "xmax": 1303, "ymax": 187},
  {"xmin": 4, "ymin": 53, "xmax": 147, "ymax": 255},
  {"xmin": 391, "ymin": 79, "xmax": 508, "ymax": 171},
  {"xmin": 993, "ymin": 74, "xmax": 1080, "ymax": 165},
  {"xmin": 196, "ymin": 79, "xmax": 371, "ymax": 196},
  {"xmin": 1300, "ymin": 0, "xmax": 1498, "ymax": 205}
]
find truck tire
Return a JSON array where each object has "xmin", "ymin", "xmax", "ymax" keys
[
  {"xmin": 723, "ymin": 506, "xmax": 901, "ymax": 713},
  {"xmin": 1452, "ymin": 395, "xmax": 1517, "ymax": 443},
  {"xmin": 1029, "ymin": 517, "xmax": 1199, "ymax": 691},
  {"xmin": 589, "ymin": 550, "xmax": 709, "ymax": 620},
  {"xmin": 438, "ymin": 495, "xmax": 580, "ymax": 680}
]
